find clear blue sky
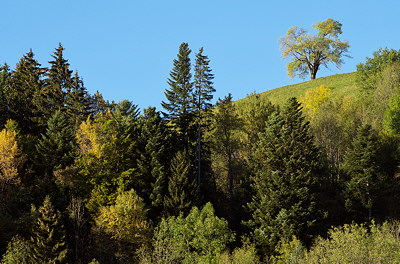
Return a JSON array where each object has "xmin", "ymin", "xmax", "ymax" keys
[{"xmin": 1, "ymin": 1, "xmax": 399, "ymax": 109}]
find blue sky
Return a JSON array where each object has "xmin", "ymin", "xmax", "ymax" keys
[{"xmin": 1, "ymin": 1, "xmax": 399, "ymax": 109}]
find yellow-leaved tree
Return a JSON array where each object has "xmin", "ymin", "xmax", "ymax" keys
[
  {"xmin": 299, "ymin": 85, "xmax": 333, "ymax": 118},
  {"xmin": 0, "ymin": 121, "xmax": 26, "ymax": 208}
]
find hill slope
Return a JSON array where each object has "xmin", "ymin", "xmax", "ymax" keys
[{"xmin": 237, "ymin": 72, "xmax": 358, "ymax": 107}]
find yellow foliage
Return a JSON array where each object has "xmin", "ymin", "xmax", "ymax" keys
[
  {"xmin": 76, "ymin": 118, "xmax": 104, "ymax": 159},
  {"xmin": 95, "ymin": 189, "xmax": 150, "ymax": 245},
  {"xmin": 299, "ymin": 85, "xmax": 333, "ymax": 116},
  {"xmin": 0, "ymin": 126, "xmax": 26, "ymax": 207}
]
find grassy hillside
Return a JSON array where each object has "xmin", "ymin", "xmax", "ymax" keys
[{"xmin": 236, "ymin": 72, "xmax": 359, "ymax": 107}]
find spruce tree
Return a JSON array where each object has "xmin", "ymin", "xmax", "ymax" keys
[
  {"xmin": 35, "ymin": 111, "xmax": 77, "ymax": 174},
  {"xmin": 162, "ymin": 42, "xmax": 195, "ymax": 150},
  {"xmin": 137, "ymin": 107, "xmax": 171, "ymax": 219},
  {"xmin": 164, "ymin": 151, "xmax": 198, "ymax": 216},
  {"xmin": 193, "ymin": 47, "xmax": 215, "ymax": 188},
  {"xmin": 44, "ymin": 43, "xmax": 73, "ymax": 116},
  {"xmin": 30, "ymin": 196, "xmax": 68, "ymax": 264},
  {"xmin": 341, "ymin": 124, "xmax": 383, "ymax": 220},
  {"xmin": 5, "ymin": 50, "xmax": 46, "ymax": 134},
  {"xmin": 65, "ymin": 72, "xmax": 92, "ymax": 128},
  {"xmin": 247, "ymin": 97, "xmax": 324, "ymax": 255}
]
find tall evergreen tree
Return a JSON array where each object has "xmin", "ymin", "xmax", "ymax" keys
[
  {"xmin": 193, "ymin": 47, "xmax": 215, "ymax": 188},
  {"xmin": 35, "ymin": 111, "xmax": 77, "ymax": 174},
  {"xmin": 5, "ymin": 50, "xmax": 46, "ymax": 134},
  {"xmin": 30, "ymin": 196, "xmax": 68, "ymax": 264},
  {"xmin": 162, "ymin": 42, "xmax": 195, "ymax": 151},
  {"xmin": 65, "ymin": 72, "xmax": 92, "ymax": 127},
  {"xmin": 44, "ymin": 43, "xmax": 73, "ymax": 116},
  {"xmin": 341, "ymin": 124, "xmax": 384, "ymax": 220},
  {"xmin": 164, "ymin": 151, "xmax": 198, "ymax": 216},
  {"xmin": 0, "ymin": 64, "xmax": 11, "ymax": 127},
  {"xmin": 247, "ymin": 98, "xmax": 324, "ymax": 255},
  {"xmin": 137, "ymin": 107, "xmax": 171, "ymax": 220}
]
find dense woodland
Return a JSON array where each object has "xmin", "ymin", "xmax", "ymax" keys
[{"xmin": 2, "ymin": 42, "xmax": 400, "ymax": 263}]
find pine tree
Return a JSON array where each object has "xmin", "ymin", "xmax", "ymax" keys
[
  {"xmin": 162, "ymin": 42, "xmax": 195, "ymax": 150},
  {"xmin": 35, "ymin": 111, "xmax": 77, "ymax": 174},
  {"xmin": 247, "ymin": 98, "xmax": 324, "ymax": 255},
  {"xmin": 193, "ymin": 47, "xmax": 215, "ymax": 188},
  {"xmin": 30, "ymin": 196, "xmax": 68, "ymax": 264},
  {"xmin": 164, "ymin": 151, "xmax": 198, "ymax": 216},
  {"xmin": 5, "ymin": 50, "xmax": 46, "ymax": 134}
]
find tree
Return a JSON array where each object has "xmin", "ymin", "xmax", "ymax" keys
[
  {"xmin": 44, "ymin": 43, "xmax": 73, "ymax": 117},
  {"xmin": 356, "ymin": 48, "xmax": 400, "ymax": 91},
  {"xmin": 247, "ymin": 98, "xmax": 324, "ymax": 255},
  {"xmin": 162, "ymin": 42, "xmax": 195, "ymax": 150},
  {"xmin": 5, "ymin": 50, "xmax": 46, "ymax": 134},
  {"xmin": 280, "ymin": 18, "xmax": 350, "ymax": 80},
  {"xmin": 341, "ymin": 125, "xmax": 384, "ymax": 220},
  {"xmin": 193, "ymin": 47, "xmax": 215, "ymax": 187},
  {"xmin": 142, "ymin": 203, "xmax": 234, "ymax": 264},
  {"xmin": 1, "ymin": 235, "xmax": 33, "ymax": 264},
  {"xmin": 94, "ymin": 189, "xmax": 150, "ymax": 263},
  {"xmin": 137, "ymin": 107, "xmax": 172, "ymax": 220},
  {"xmin": 30, "ymin": 196, "xmax": 68, "ymax": 264},
  {"xmin": 164, "ymin": 151, "xmax": 198, "ymax": 216},
  {"xmin": 211, "ymin": 94, "xmax": 243, "ymax": 211},
  {"xmin": 0, "ymin": 123, "xmax": 26, "ymax": 209},
  {"xmin": 35, "ymin": 111, "xmax": 77, "ymax": 174}
]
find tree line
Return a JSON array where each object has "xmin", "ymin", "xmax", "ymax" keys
[{"xmin": 1, "ymin": 42, "xmax": 400, "ymax": 263}]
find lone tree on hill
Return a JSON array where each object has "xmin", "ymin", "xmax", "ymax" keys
[{"xmin": 280, "ymin": 18, "xmax": 350, "ymax": 80}]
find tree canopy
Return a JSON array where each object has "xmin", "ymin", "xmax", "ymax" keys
[{"xmin": 279, "ymin": 18, "xmax": 350, "ymax": 80}]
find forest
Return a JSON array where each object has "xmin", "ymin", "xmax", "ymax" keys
[{"xmin": 2, "ymin": 40, "xmax": 400, "ymax": 264}]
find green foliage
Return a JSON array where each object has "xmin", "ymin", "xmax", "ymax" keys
[
  {"xmin": 162, "ymin": 42, "xmax": 195, "ymax": 150},
  {"xmin": 164, "ymin": 151, "xmax": 198, "ymax": 216},
  {"xmin": 304, "ymin": 222, "xmax": 400, "ymax": 263},
  {"xmin": 356, "ymin": 48, "xmax": 400, "ymax": 91},
  {"xmin": 280, "ymin": 18, "xmax": 350, "ymax": 79},
  {"xmin": 4, "ymin": 50, "xmax": 46, "ymax": 134},
  {"xmin": 270, "ymin": 236, "xmax": 305, "ymax": 264},
  {"xmin": 247, "ymin": 98, "xmax": 324, "ymax": 255},
  {"xmin": 383, "ymin": 94, "xmax": 400, "ymax": 136},
  {"xmin": 137, "ymin": 107, "xmax": 171, "ymax": 219},
  {"xmin": 94, "ymin": 189, "xmax": 150, "ymax": 263},
  {"xmin": 218, "ymin": 238, "xmax": 260, "ymax": 264},
  {"xmin": 30, "ymin": 196, "xmax": 68, "ymax": 264},
  {"xmin": 341, "ymin": 125, "xmax": 385, "ymax": 220},
  {"xmin": 1, "ymin": 235, "xmax": 33, "ymax": 264},
  {"xmin": 35, "ymin": 111, "xmax": 77, "ymax": 173},
  {"xmin": 143, "ymin": 203, "xmax": 234, "ymax": 264}
]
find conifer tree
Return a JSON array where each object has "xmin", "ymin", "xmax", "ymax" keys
[
  {"xmin": 193, "ymin": 47, "xmax": 215, "ymax": 187},
  {"xmin": 5, "ymin": 50, "xmax": 46, "ymax": 134},
  {"xmin": 212, "ymin": 94, "xmax": 242, "ymax": 208},
  {"xmin": 341, "ymin": 124, "xmax": 383, "ymax": 220},
  {"xmin": 44, "ymin": 43, "xmax": 73, "ymax": 116},
  {"xmin": 0, "ymin": 64, "xmax": 11, "ymax": 126},
  {"xmin": 30, "ymin": 196, "xmax": 68, "ymax": 264},
  {"xmin": 164, "ymin": 151, "xmax": 198, "ymax": 216},
  {"xmin": 35, "ymin": 111, "xmax": 77, "ymax": 174},
  {"xmin": 162, "ymin": 42, "xmax": 195, "ymax": 150},
  {"xmin": 137, "ymin": 107, "xmax": 171, "ymax": 219},
  {"xmin": 247, "ymin": 97, "xmax": 324, "ymax": 255}
]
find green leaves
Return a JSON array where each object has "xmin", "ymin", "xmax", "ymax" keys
[{"xmin": 280, "ymin": 18, "xmax": 350, "ymax": 79}]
